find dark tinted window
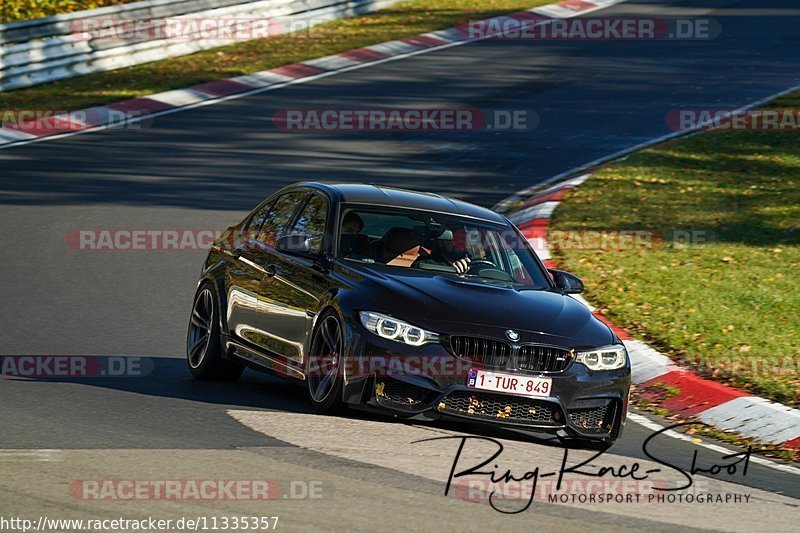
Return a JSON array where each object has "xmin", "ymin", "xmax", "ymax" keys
[
  {"xmin": 338, "ymin": 205, "xmax": 551, "ymax": 289},
  {"xmin": 358, "ymin": 211, "xmax": 417, "ymax": 238},
  {"xmin": 290, "ymin": 194, "xmax": 328, "ymax": 253},
  {"xmin": 244, "ymin": 200, "xmax": 274, "ymax": 240},
  {"xmin": 258, "ymin": 192, "xmax": 307, "ymax": 247}
]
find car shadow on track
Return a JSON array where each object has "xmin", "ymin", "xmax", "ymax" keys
[
  {"xmin": 7, "ymin": 355, "xmax": 312, "ymax": 413},
  {"xmin": 14, "ymin": 354, "xmax": 573, "ymax": 449}
]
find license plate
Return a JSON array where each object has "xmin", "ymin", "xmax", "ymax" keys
[{"xmin": 467, "ymin": 368, "xmax": 552, "ymax": 398}]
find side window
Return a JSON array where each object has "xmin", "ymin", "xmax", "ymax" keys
[
  {"xmin": 243, "ymin": 201, "xmax": 274, "ymax": 240},
  {"xmin": 258, "ymin": 192, "xmax": 307, "ymax": 247},
  {"xmin": 290, "ymin": 194, "xmax": 328, "ymax": 253}
]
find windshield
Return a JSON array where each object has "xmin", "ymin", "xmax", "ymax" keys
[{"xmin": 337, "ymin": 205, "xmax": 551, "ymax": 288}]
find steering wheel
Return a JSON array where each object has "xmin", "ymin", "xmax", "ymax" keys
[{"xmin": 466, "ymin": 259, "xmax": 498, "ymax": 273}]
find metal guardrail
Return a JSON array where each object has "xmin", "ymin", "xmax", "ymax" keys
[{"xmin": 0, "ymin": 0, "xmax": 399, "ymax": 91}]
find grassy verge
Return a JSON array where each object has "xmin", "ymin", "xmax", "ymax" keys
[
  {"xmin": 550, "ymin": 92, "xmax": 800, "ymax": 407},
  {"xmin": 1, "ymin": 1, "xmax": 138, "ymax": 23},
  {"xmin": 0, "ymin": 0, "xmax": 550, "ymax": 111}
]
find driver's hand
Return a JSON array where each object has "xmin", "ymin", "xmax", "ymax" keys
[{"xmin": 452, "ymin": 257, "xmax": 471, "ymax": 274}]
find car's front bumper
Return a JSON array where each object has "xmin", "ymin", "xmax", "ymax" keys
[{"xmin": 342, "ymin": 323, "xmax": 631, "ymax": 440}]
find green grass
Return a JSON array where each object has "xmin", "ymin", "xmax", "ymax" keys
[
  {"xmin": 550, "ymin": 92, "xmax": 800, "ymax": 407},
  {"xmin": 1, "ymin": 1, "xmax": 138, "ymax": 23},
  {"xmin": 0, "ymin": 0, "xmax": 551, "ymax": 111}
]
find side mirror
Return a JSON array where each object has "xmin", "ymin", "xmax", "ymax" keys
[
  {"xmin": 277, "ymin": 234, "xmax": 317, "ymax": 255},
  {"xmin": 548, "ymin": 269, "xmax": 584, "ymax": 294}
]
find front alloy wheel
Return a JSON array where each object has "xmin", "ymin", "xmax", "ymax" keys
[
  {"xmin": 187, "ymin": 283, "xmax": 243, "ymax": 381},
  {"xmin": 306, "ymin": 312, "xmax": 346, "ymax": 412}
]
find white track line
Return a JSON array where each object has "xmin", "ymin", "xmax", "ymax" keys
[
  {"xmin": 494, "ymin": 83, "xmax": 800, "ymax": 211},
  {"xmin": 627, "ymin": 412, "xmax": 800, "ymax": 476},
  {"xmin": 0, "ymin": 449, "xmax": 63, "ymax": 461}
]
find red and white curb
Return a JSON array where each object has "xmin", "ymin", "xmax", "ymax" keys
[
  {"xmin": 0, "ymin": 0, "xmax": 626, "ymax": 148},
  {"xmin": 508, "ymin": 175, "xmax": 800, "ymax": 450}
]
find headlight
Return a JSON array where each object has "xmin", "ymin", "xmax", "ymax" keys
[
  {"xmin": 575, "ymin": 344, "xmax": 627, "ymax": 371},
  {"xmin": 359, "ymin": 311, "xmax": 439, "ymax": 347}
]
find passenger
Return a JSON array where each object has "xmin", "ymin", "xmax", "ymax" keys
[
  {"xmin": 380, "ymin": 227, "xmax": 426, "ymax": 266},
  {"xmin": 339, "ymin": 212, "xmax": 372, "ymax": 259}
]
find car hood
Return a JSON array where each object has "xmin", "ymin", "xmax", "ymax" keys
[{"xmin": 335, "ymin": 261, "xmax": 614, "ymax": 348}]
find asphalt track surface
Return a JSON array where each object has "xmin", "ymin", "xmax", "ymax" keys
[{"xmin": 1, "ymin": 0, "xmax": 800, "ymax": 530}]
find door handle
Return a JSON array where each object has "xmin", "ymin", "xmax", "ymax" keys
[{"xmin": 265, "ymin": 264, "xmax": 277, "ymax": 277}]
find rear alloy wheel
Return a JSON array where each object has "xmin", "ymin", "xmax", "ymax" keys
[
  {"xmin": 187, "ymin": 284, "xmax": 244, "ymax": 381},
  {"xmin": 306, "ymin": 312, "xmax": 346, "ymax": 412}
]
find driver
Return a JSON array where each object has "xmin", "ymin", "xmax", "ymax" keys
[{"xmin": 413, "ymin": 228, "xmax": 472, "ymax": 274}]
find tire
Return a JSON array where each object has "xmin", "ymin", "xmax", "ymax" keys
[
  {"xmin": 187, "ymin": 283, "xmax": 244, "ymax": 381},
  {"xmin": 306, "ymin": 311, "xmax": 346, "ymax": 412}
]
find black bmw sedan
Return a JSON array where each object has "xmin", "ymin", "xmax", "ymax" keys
[{"xmin": 187, "ymin": 182, "xmax": 631, "ymax": 446}]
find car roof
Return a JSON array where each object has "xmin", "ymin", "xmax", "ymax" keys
[{"xmin": 290, "ymin": 182, "xmax": 508, "ymax": 224}]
